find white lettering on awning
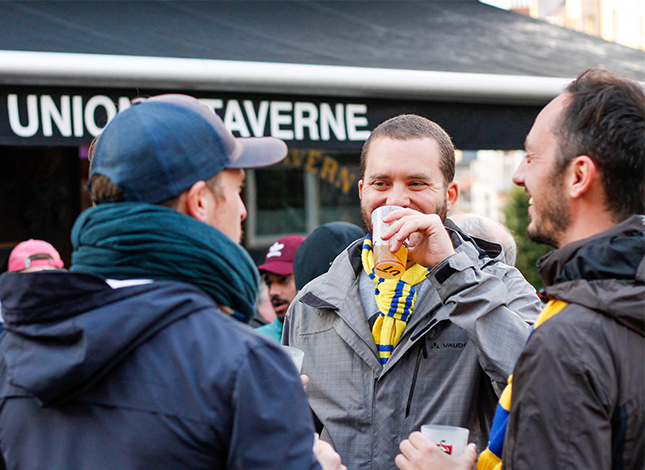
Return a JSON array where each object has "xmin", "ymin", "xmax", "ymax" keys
[
  {"xmin": 84, "ymin": 95, "xmax": 117, "ymax": 137},
  {"xmin": 41, "ymin": 95, "xmax": 71, "ymax": 137},
  {"xmin": 7, "ymin": 94, "xmax": 39, "ymax": 137},
  {"xmin": 6, "ymin": 94, "xmax": 371, "ymax": 142}
]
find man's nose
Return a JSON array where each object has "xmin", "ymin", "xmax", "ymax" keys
[
  {"xmin": 239, "ymin": 196, "xmax": 248, "ymax": 222},
  {"xmin": 385, "ymin": 183, "xmax": 410, "ymax": 207},
  {"xmin": 512, "ymin": 161, "xmax": 526, "ymax": 187}
]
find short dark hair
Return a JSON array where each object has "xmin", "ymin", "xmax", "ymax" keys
[
  {"xmin": 359, "ymin": 114, "xmax": 455, "ymax": 186},
  {"xmin": 88, "ymin": 172, "xmax": 224, "ymax": 209},
  {"xmin": 556, "ymin": 69, "xmax": 645, "ymax": 221}
]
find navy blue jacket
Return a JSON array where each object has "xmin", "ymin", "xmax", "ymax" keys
[{"xmin": 0, "ymin": 271, "xmax": 320, "ymax": 470}]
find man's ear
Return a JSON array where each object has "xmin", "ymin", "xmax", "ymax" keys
[
  {"xmin": 446, "ymin": 181, "xmax": 459, "ymax": 212},
  {"xmin": 184, "ymin": 181, "xmax": 211, "ymax": 222},
  {"xmin": 358, "ymin": 179, "xmax": 363, "ymax": 200},
  {"xmin": 568, "ymin": 155, "xmax": 596, "ymax": 199}
]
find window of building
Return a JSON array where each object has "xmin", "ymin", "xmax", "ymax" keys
[{"xmin": 244, "ymin": 148, "xmax": 363, "ymax": 254}]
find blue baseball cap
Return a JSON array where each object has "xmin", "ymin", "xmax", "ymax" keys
[{"xmin": 90, "ymin": 94, "xmax": 288, "ymax": 204}]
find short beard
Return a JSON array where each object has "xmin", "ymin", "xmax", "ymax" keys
[
  {"xmin": 526, "ymin": 174, "xmax": 571, "ymax": 248},
  {"xmin": 360, "ymin": 197, "xmax": 449, "ymax": 236}
]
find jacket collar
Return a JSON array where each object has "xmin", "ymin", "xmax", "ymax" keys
[
  {"xmin": 538, "ymin": 214, "xmax": 645, "ymax": 286},
  {"xmin": 300, "ymin": 225, "xmax": 501, "ymax": 371}
]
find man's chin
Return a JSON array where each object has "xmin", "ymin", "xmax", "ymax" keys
[{"xmin": 527, "ymin": 224, "xmax": 558, "ymax": 248}]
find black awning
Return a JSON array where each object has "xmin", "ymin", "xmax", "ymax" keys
[{"xmin": 2, "ymin": 0, "xmax": 644, "ymax": 80}]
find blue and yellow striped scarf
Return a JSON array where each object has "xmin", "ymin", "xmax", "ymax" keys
[
  {"xmin": 476, "ymin": 299, "xmax": 569, "ymax": 470},
  {"xmin": 362, "ymin": 235, "xmax": 430, "ymax": 366}
]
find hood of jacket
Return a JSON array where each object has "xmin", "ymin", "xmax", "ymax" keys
[
  {"xmin": 0, "ymin": 270, "xmax": 217, "ymax": 406},
  {"xmin": 538, "ymin": 214, "xmax": 644, "ymax": 336}
]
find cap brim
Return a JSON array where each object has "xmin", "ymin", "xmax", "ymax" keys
[
  {"xmin": 228, "ymin": 137, "xmax": 288, "ymax": 170},
  {"xmin": 258, "ymin": 260, "xmax": 294, "ymax": 276},
  {"xmin": 132, "ymin": 94, "xmax": 288, "ymax": 171}
]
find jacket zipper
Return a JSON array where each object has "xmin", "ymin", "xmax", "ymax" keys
[{"xmin": 405, "ymin": 335, "xmax": 428, "ymax": 418}]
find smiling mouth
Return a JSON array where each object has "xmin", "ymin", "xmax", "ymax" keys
[{"xmin": 529, "ymin": 197, "xmax": 534, "ymax": 205}]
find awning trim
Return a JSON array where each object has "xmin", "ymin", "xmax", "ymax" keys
[{"xmin": 0, "ymin": 50, "xmax": 572, "ymax": 104}]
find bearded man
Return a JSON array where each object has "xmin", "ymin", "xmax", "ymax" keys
[{"xmin": 283, "ymin": 114, "xmax": 542, "ymax": 470}]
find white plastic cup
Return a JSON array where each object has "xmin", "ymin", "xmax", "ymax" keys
[
  {"xmin": 420, "ymin": 424, "xmax": 469, "ymax": 457},
  {"xmin": 371, "ymin": 205, "xmax": 407, "ymax": 279},
  {"xmin": 282, "ymin": 345, "xmax": 305, "ymax": 373}
]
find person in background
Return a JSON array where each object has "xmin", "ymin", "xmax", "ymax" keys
[
  {"xmin": 0, "ymin": 239, "xmax": 67, "ymax": 334},
  {"xmin": 7, "ymin": 239, "xmax": 66, "ymax": 273},
  {"xmin": 396, "ymin": 68, "xmax": 644, "ymax": 470},
  {"xmin": 293, "ymin": 221, "xmax": 365, "ymax": 291},
  {"xmin": 256, "ymin": 234, "xmax": 305, "ymax": 342},
  {"xmin": 450, "ymin": 213, "xmax": 517, "ymax": 266},
  {"xmin": 284, "ymin": 113, "xmax": 542, "ymax": 470},
  {"xmin": 248, "ymin": 281, "xmax": 277, "ymax": 328},
  {"xmin": 291, "ymin": 221, "xmax": 366, "ymax": 433},
  {"xmin": 0, "ymin": 94, "xmax": 345, "ymax": 470}
]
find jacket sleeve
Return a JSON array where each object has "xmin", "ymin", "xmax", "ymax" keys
[
  {"xmin": 227, "ymin": 339, "xmax": 321, "ymax": 470},
  {"xmin": 282, "ymin": 308, "xmax": 294, "ymax": 346},
  {"xmin": 502, "ymin": 314, "xmax": 615, "ymax": 469},
  {"xmin": 282, "ymin": 292, "xmax": 306, "ymax": 347},
  {"xmin": 429, "ymin": 251, "xmax": 541, "ymax": 393}
]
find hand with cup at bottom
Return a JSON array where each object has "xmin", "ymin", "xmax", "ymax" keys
[
  {"xmin": 316, "ymin": 439, "xmax": 348, "ymax": 470},
  {"xmin": 395, "ymin": 432, "xmax": 477, "ymax": 470},
  {"xmin": 281, "ymin": 345, "xmax": 309, "ymax": 388}
]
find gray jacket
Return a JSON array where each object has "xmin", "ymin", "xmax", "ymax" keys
[{"xmin": 284, "ymin": 224, "xmax": 541, "ymax": 470}]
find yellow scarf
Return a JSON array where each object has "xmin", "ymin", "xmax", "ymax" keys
[
  {"xmin": 362, "ymin": 236, "xmax": 430, "ymax": 366},
  {"xmin": 476, "ymin": 299, "xmax": 569, "ymax": 470}
]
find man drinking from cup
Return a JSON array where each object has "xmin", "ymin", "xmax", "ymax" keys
[{"xmin": 283, "ymin": 114, "xmax": 542, "ymax": 470}]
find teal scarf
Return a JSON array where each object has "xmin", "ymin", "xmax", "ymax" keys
[{"xmin": 70, "ymin": 202, "xmax": 259, "ymax": 323}]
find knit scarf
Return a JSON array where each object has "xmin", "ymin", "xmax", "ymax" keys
[
  {"xmin": 362, "ymin": 235, "xmax": 431, "ymax": 366},
  {"xmin": 476, "ymin": 299, "xmax": 569, "ymax": 470},
  {"xmin": 70, "ymin": 202, "xmax": 259, "ymax": 323}
]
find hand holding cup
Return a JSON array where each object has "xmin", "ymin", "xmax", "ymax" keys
[
  {"xmin": 380, "ymin": 209, "xmax": 456, "ymax": 270},
  {"xmin": 395, "ymin": 431, "xmax": 477, "ymax": 470}
]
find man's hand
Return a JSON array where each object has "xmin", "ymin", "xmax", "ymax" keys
[
  {"xmin": 316, "ymin": 439, "xmax": 347, "ymax": 470},
  {"xmin": 300, "ymin": 374, "xmax": 309, "ymax": 387},
  {"xmin": 382, "ymin": 209, "xmax": 456, "ymax": 269},
  {"xmin": 395, "ymin": 432, "xmax": 477, "ymax": 470}
]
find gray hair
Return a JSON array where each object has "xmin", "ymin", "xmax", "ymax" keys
[{"xmin": 451, "ymin": 213, "xmax": 517, "ymax": 266}]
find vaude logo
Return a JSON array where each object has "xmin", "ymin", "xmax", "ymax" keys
[{"xmin": 429, "ymin": 342, "xmax": 467, "ymax": 349}]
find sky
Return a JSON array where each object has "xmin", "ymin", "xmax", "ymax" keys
[{"xmin": 479, "ymin": 0, "xmax": 513, "ymax": 9}]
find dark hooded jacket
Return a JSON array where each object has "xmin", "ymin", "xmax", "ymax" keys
[
  {"xmin": 0, "ymin": 272, "xmax": 320, "ymax": 470},
  {"xmin": 503, "ymin": 215, "xmax": 644, "ymax": 470}
]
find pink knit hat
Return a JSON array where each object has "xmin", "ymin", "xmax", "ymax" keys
[{"xmin": 8, "ymin": 239, "xmax": 65, "ymax": 272}]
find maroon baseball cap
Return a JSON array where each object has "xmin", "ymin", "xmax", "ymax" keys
[{"xmin": 258, "ymin": 235, "xmax": 305, "ymax": 276}]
